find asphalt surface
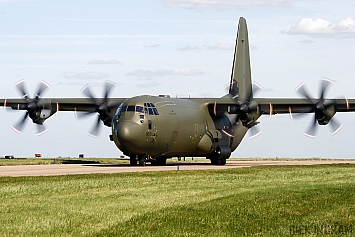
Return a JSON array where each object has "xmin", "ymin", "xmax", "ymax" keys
[{"xmin": 1, "ymin": 160, "xmax": 355, "ymax": 177}]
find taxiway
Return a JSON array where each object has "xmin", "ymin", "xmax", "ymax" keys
[{"xmin": 1, "ymin": 160, "xmax": 355, "ymax": 177}]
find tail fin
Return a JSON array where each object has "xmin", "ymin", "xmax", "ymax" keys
[{"xmin": 229, "ymin": 17, "xmax": 252, "ymax": 102}]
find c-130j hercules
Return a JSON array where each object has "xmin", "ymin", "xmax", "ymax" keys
[{"xmin": 1, "ymin": 17, "xmax": 354, "ymax": 166}]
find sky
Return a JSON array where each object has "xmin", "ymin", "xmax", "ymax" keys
[{"xmin": 1, "ymin": 0, "xmax": 355, "ymax": 159}]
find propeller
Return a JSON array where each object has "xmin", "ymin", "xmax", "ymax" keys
[
  {"xmin": 225, "ymin": 81, "xmax": 263, "ymax": 139},
  {"xmin": 78, "ymin": 80, "xmax": 118, "ymax": 137},
  {"xmin": 11, "ymin": 80, "xmax": 51, "ymax": 136},
  {"xmin": 295, "ymin": 78, "xmax": 342, "ymax": 137}
]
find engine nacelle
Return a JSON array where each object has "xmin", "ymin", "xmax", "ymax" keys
[
  {"xmin": 31, "ymin": 100, "xmax": 55, "ymax": 125},
  {"xmin": 316, "ymin": 101, "xmax": 336, "ymax": 126}
]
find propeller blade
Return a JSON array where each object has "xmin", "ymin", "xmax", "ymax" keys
[
  {"xmin": 252, "ymin": 81, "xmax": 263, "ymax": 97},
  {"xmin": 329, "ymin": 117, "xmax": 342, "ymax": 135},
  {"xmin": 248, "ymin": 126, "xmax": 261, "ymax": 139},
  {"xmin": 319, "ymin": 78, "xmax": 333, "ymax": 101},
  {"xmin": 81, "ymin": 84, "xmax": 98, "ymax": 105},
  {"xmin": 15, "ymin": 79, "xmax": 29, "ymax": 99},
  {"xmin": 103, "ymin": 81, "xmax": 116, "ymax": 104},
  {"xmin": 295, "ymin": 82, "xmax": 313, "ymax": 102},
  {"xmin": 11, "ymin": 112, "xmax": 29, "ymax": 133},
  {"xmin": 36, "ymin": 124, "xmax": 47, "ymax": 136},
  {"xmin": 303, "ymin": 115, "xmax": 317, "ymax": 138},
  {"xmin": 87, "ymin": 115, "xmax": 101, "ymax": 137},
  {"xmin": 35, "ymin": 81, "xmax": 51, "ymax": 99}
]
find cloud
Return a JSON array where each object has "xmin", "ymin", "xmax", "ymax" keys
[
  {"xmin": 298, "ymin": 39, "xmax": 315, "ymax": 44},
  {"xmin": 135, "ymin": 81, "xmax": 162, "ymax": 88},
  {"xmin": 62, "ymin": 71, "xmax": 110, "ymax": 80},
  {"xmin": 177, "ymin": 45, "xmax": 203, "ymax": 51},
  {"xmin": 87, "ymin": 59, "xmax": 122, "ymax": 65},
  {"xmin": 56, "ymin": 81, "xmax": 87, "ymax": 86},
  {"xmin": 162, "ymin": 0, "xmax": 293, "ymax": 9},
  {"xmin": 177, "ymin": 44, "xmax": 255, "ymax": 51},
  {"xmin": 285, "ymin": 17, "xmax": 355, "ymax": 38},
  {"xmin": 177, "ymin": 44, "xmax": 234, "ymax": 51},
  {"xmin": 144, "ymin": 44, "xmax": 160, "ymax": 48},
  {"xmin": 127, "ymin": 68, "xmax": 205, "ymax": 77}
]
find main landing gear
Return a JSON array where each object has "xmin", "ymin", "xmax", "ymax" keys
[
  {"xmin": 210, "ymin": 158, "xmax": 226, "ymax": 165},
  {"xmin": 151, "ymin": 158, "xmax": 167, "ymax": 166}
]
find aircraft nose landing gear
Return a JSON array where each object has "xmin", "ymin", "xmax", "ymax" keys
[
  {"xmin": 138, "ymin": 155, "xmax": 146, "ymax": 166},
  {"xmin": 130, "ymin": 155, "xmax": 147, "ymax": 166},
  {"xmin": 209, "ymin": 145, "xmax": 231, "ymax": 165}
]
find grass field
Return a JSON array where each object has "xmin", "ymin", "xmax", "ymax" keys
[{"xmin": 1, "ymin": 164, "xmax": 355, "ymax": 236}]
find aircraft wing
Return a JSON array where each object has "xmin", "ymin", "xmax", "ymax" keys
[
  {"xmin": 205, "ymin": 96, "xmax": 355, "ymax": 137},
  {"xmin": 200, "ymin": 96, "xmax": 355, "ymax": 115},
  {"xmin": 2, "ymin": 97, "xmax": 355, "ymax": 116},
  {"xmin": 255, "ymin": 98, "xmax": 355, "ymax": 115},
  {"xmin": 0, "ymin": 97, "xmax": 128, "ymax": 136},
  {"xmin": 0, "ymin": 98, "xmax": 127, "ymax": 112}
]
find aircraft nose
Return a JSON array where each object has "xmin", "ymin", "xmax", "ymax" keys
[{"xmin": 116, "ymin": 121, "xmax": 142, "ymax": 143}]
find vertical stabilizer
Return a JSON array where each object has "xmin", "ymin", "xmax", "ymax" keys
[{"xmin": 229, "ymin": 17, "xmax": 252, "ymax": 102}]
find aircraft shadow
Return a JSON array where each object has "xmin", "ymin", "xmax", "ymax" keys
[
  {"xmin": 83, "ymin": 162, "xmax": 214, "ymax": 167},
  {"xmin": 62, "ymin": 160, "xmax": 101, "ymax": 164}
]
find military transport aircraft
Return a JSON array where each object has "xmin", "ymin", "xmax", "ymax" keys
[{"xmin": 1, "ymin": 17, "xmax": 355, "ymax": 166}]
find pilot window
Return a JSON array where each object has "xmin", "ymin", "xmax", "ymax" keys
[
  {"xmin": 114, "ymin": 100, "xmax": 129, "ymax": 121},
  {"xmin": 136, "ymin": 106, "xmax": 144, "ymax": 113},
  {"xmin": 144, "ymin": 103, "xmax": 159, "ymax": 115},
  {"xmin": 119, "ymin": 104, "xmax": 158, "ymax": 116},
  {"xmin": 127, "ymin": 105, "xmax": 135, "ymax": 112}
]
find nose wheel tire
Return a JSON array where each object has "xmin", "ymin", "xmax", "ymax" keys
[{"xmin": 138, "ymin": 155, "xmax": 146, "ymax": 166}]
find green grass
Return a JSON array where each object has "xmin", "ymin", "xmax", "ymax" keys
[{"xmin": 1, "ymin": 165, "xmax": 355, "ymax": 236}]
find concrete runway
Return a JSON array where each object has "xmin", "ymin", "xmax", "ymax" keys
[{"xmin": 1, "ymin": 160, "xmax": 355, "ymax": 177}]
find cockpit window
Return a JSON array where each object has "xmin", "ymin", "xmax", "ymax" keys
[
  {"xmin": 136, "ymin": 106, "xmax": 143, "ymax": 113},
  {"xmin": 115, "ymin": 102, "xmax": 158, "ymax": 120},
  {"xmin": 153, "ymin": 108, "xmax": 159, "ymax": 115},
  {"xmin": 127, "ymin": 105, "xmax": 135, "ymax": 112},
  {"xmin": 144, "ymin": 102, "xmax": 159, "ymax": 115},
  {"xmin": 114, "ymin": 100, "xmax": 128, "ymax": 120}
]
